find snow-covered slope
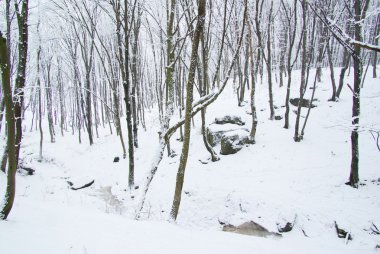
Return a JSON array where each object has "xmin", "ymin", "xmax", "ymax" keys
[{"xmin": 1, "ymin": 68, "xmax": 379, "ymax": 253}]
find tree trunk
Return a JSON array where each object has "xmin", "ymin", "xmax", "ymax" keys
[
  {"xmin": 337, "ymin": 49, "xmax": 350, "ymax": 98},
  {"xmin": 301, "ymin": 43, "xmax": 327, "ymax": 138},
  {"xmin": 163, "ymin": 0, "xmax": 177, "ymax": 157},
  {"xmin": 46, "ymin": 60, "xmax": 55, "ymax": 143},
  {"xmin": 124, "ymin": 0, "xmax": 135, "ymax": 188},
  {"xmin": 283, "ymin": 0, "xmax": 298, "ymax": 129},
  {"xmin": 279, "ymin": 25, "xmax": 288, "ymax": 88},
  {"xmin": 315, "ymin": 20, "xmax": 329, "ymax": 83},
  {"xmin": 247, "ymin": 21, "xmax": 257, "ymax": 142},
  {"xmin": 131, "ymin": 6, "xmax": 141, "ymax": 148},
  {"xmin": 37, "ymin": 23, "xmax": 43, "ymax": 161},
  {"xmin": 372, "ymin": 14, "xmax": 379, "ymax": 78},
  {"xmin": 200, "ymin": 21, "xmax": 219, "ymax": 162},
  {"xmin": 0, "ymin": 31, "xmax": 18, "ymax": 220},
  {"xmin": 85, "ymin": 62, "xmax": 94, "ymax": 145},
  {"xmin": 327, "ymin": 40, "xmax": 337, "ymax": 101},
  {"xmin": 170, "ymin": 0, "xmax": 206, "ymax": 221},
  {"xmin": 58, "ymin": 60, "xmax": 65, "ymax": 137},
  {"xmin": 294, "ymin": 0, "xmax": 307, "ymax": 142},
  {"xmin": 0, "ymin": 0, "xmax": 12, "ymax": 134},
  {"xmin": 349, "ymin": 0, "xmax": 366, "ymax": 188},
  {"xmin": 14, "ymin": 0, "xmax": 29, "ymax": 166},
  {"xmin": 266, "ymin": 1, "xmax": 275, "ymax": 120}
]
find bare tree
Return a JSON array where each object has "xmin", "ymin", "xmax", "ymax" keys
[
  {"xmin": 247, "ymin": 17, "xmax": 257, "ymax": 142},
  {"xmin": 282, "ymin": 0, "xmax": 300, "ymax": 129},
  {"xmin": 310, "ymin": 0, "xmax": 371, "ymax": 187},
  {"xmin": 294, "ymin": 0, "xmax": 308, "ymax": 142},
  {"xmin": 170, "ymin": 0, "xmax": 207, "ymax": 220},
  {"xmin": 0, "ymin": 31, "xmax": 17, "ymax": 220},
  {"xmin": 14, "ymin": 0, "xmax": 29, "ymax": 165},
  {"xmin": 37, "ymin": 21, "xmax": 43, "ymax": 161},
  {"xmin": 262, "ymin": 0, "xmax": 275, "ymax": 120}
]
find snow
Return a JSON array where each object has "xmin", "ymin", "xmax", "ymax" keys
[
  {"xmin": 1, "ymin": 67, "xmax": 380, "ymax": 253},
  {"xmin": 207, "ymin": 123, "xmax": 249, "ymax": 135}
]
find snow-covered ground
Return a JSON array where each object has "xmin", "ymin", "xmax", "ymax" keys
[{"xmin": 1, "ymin": 67, "xmax": 380, "ymax": 253}]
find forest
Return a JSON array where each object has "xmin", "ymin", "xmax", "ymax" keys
[{"xmin": 1, "ymin": 0, "xmax": 380, "ymax": 253}]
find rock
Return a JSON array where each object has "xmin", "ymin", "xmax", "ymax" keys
[
  {"xmin": 223, "ymin": 221, "xmax": 282, "ymax": 238},
  {"xmin": 290, "ymin": 98, "xmax": 316, "ymax": 108},
  {"xmin": 277, "ymin": 214, "xmax": 297, "ymax": 233},
  {"xmin": 215, "ymin": 115, "xmax": 245, "ymax": 126},
  {"xmin": 220, "ymin": 130, "xmax": 252, "ymax": 155},
  {"xmin": 274, "ymin": 115, "xmax": 283, "ymax": 120},
  {"xmin": 277, "ymin": 222, "xmax": 294, "ymax": 233},
  {"xmin": 207, "ymin": 124, "xmax": 249, "ymax": 147},
  {"xmin": 334, "ymin": 221, "xmax": 353, "ymax": 241},
  {"xmin": 220, "ymin": 136, "xmax": 243, "ymax": 155},
  {"xmin": 207, "ymin": 128, "xmax": 226, "ymax": 147},
  {"xmin": 113, "ymin": 157, "xmax": 120, "ymax": 163}
]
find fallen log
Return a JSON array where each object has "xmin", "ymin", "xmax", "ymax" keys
[{"xmin": 71, "ymin": 180, "xmax": 95, "ymax": 190}]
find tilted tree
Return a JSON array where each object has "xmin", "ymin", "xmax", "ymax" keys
[
  {"xmin": 170, "ymin": 0, "xmax": 207, "ymax": 220},
  {"xmin": 0, "ymin": 31, "xmax": 17, "ymax": 220}
]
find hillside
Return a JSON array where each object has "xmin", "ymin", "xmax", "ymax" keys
[{"xmin": 1, "ymin": 67, "xmax": 379, "ymax": 253}]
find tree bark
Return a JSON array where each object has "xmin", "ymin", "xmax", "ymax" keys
[
  {"xmin": 200, "ymin": 32, "xmax": 219, "ymax": 162},
  {"xmin": 294, "ymin": 0, "xmax": 307, "ymax": 142},
  {"xmin": 124, "ymin": 0, "xmax": 135, "ymax": 188},
  {"xmin": 45, "ymin": 59, "xmax": 55, "ymax": 143},
  {"xmin": 247, "ymin": 20, "xmax": 257, "ymax": 142},
  {"xmin": 0, "ymin": 31, "xmax": 18, "ymax": 220},
  {"xmin": 327, "ymin": 40, "xmax": 337, "ymax": 101},
  {"xmin": 14, "ymin": 0, "xmax": 29, "ymax": 166},
  {"xmin": 283, "ymin": 0, "xmax": 299, "ymax": 129},
  {"xmin": 337, "ymin": 49, "xmax": 350, "ymax": 98},
  {"xmin": 37, "ymin": 22, "xmax": 43, "ymax": 162},
  {"xmin": 372, "ymin": 14, "xmax": 379, "ymax": 78},
  {"xmin": 170, "ymin": 0, "xmax": 206, "ymax": 221},
  {"xmin": 265, "ymin": 0, "xmax": 275, "ymax": 120},
  {"xmin": 349, "ymin": 0, "xmax": 366, "ymax": 188}
]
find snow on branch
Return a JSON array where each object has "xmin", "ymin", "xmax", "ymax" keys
[
  {"xmin": 350, "ymin": 39, "xmax": 380, "ymax": 53},
  {"xmin": 308, "ymin": 3, "xmax": 380, "ymax": 59}
]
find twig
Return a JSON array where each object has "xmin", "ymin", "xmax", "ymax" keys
[{"xmin": 369, "ymin": 130, "xmax": 380, "ymax": 152}]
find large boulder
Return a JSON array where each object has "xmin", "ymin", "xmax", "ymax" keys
[
  {"xmin": 207, "ymin": 124, "xmax": 249, "ymax": 147},
  {"xmin": 220, "ymin": 129, "xmax": 253, "ymax": 155},
  {"xmin": 290, "ymin": 98, "xmax": 316, "ymax": 108},
  {"xmin": 215, "ymin": 115, "xmax": 245, "ymax": 126}
]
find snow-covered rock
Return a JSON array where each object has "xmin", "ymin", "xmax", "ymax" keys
[
  {"xmin": 215, "ymin": 115, "xmax": 246, "ymax": 126},
  {"xmin": 207, "ymin": 123, "xmax": 249, "ymax": 147},
  {"xmin": 220, "ymin": 129, "xmax": 253, "ymax": 155}
]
